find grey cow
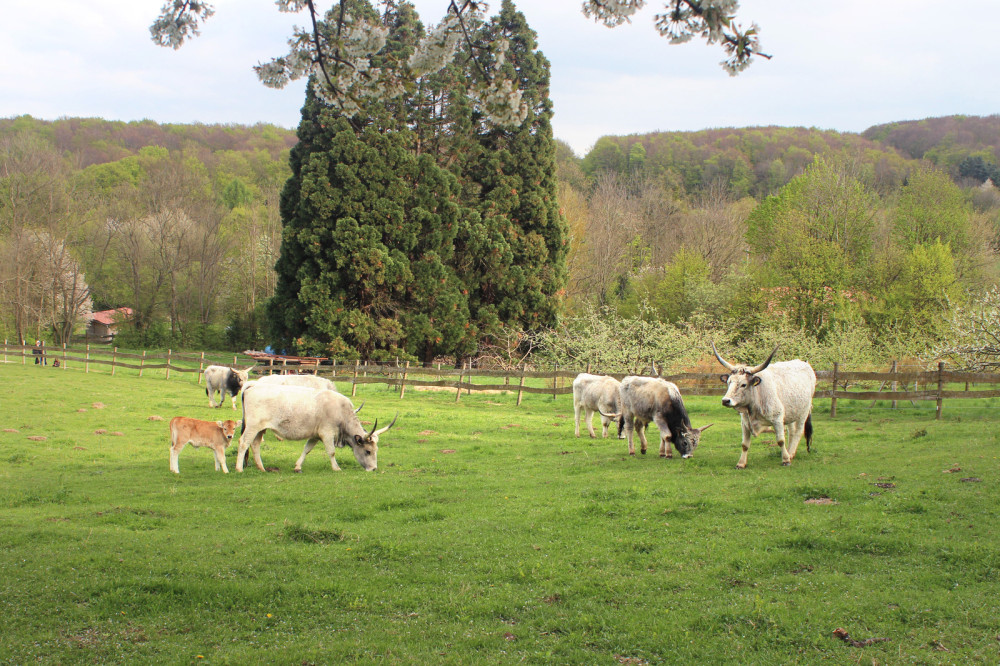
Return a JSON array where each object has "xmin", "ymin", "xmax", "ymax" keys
[
  {"xmin": 238, "ymin": 384, "xmax": 395, "ymax": 473},
  {"xmin": 203, "ymin": 365, "xmax": 251, "ymax": 409},
  {"xmin": 612, "ymin": 376, "xmax": 712, "ymax": 458},
  {"xmin": 712, "ymin": 343, "xmax": 816, "ymax": 468},
  {"xmin": 572, "ymin": 373, "xmax": 625, "ymax": 439}
]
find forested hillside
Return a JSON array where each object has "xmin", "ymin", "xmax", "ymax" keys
[
  {"xmin": 554, "ymin": 115, "xmax": 1000, "ymax": 370},
  {"xmin": 3, "ymin": 113, "xmax": 999, "ymax": 369},
  {"xmin": 0, "ymin": 115, "xmax": 293, "ymax": 350}
]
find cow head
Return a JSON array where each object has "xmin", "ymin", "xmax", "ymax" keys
[
  {"xmin": 233, "ymin": 367, "xmax": 251, "ymax": 387},
  {"xmin": 712, "ymin": 342, "xmax": 778, "ymax": 410},
  {"xmin": 349, "ymin": 413, "xmax": 398, "ymax": 471},
  {"xmin": 673, "ymin": 423, "xmax": 714, "ymax": 458},
  {"xmin": 216, "ymin": 420, "xmax": 238, "ymax": 442}
]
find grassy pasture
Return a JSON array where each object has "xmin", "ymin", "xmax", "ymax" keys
[{"xmin": 0, "ymin": 363, "xmax": 998, "ymax": 664}]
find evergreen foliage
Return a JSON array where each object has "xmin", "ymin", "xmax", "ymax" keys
[{"xmin": 268, "ymin": 0, "xmax": 566, "ymax": 362}]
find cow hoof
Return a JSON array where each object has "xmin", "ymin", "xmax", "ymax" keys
[
  {"xmin": 659, "ymin": 453, "xmax": 667, "ymax": 458},
  {"xmin": 629, "ymin": 452, "xmax": 635, "ymax": 456},
  {"xmin": 736, "ymin": 464, "xmax": 746, "ymax": 470},
  {"xmin": 782, "ymin": 461, "xmax": 791, "ymax": 466},
  {"xmin": 640, "ymin": 450, "xmax": 647, "ymax": 455},
  {"xmin": 293, "ymin": 469, "xmax": 302, "ymax": 474}
]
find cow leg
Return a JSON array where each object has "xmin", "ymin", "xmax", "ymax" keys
[
  {"xmin": 169, "ymin": 439, "xmax": 184, "ymax": 474},
  {"xmin": 585, "ymin": 409, "xmax": 598, "ymax": 438},
  {"xmin": 294, "ymin": 437, "xmax": 321, "ymax": 472},
  {"xmin": 573, "ymin": 400, "xmax": 582, "ymax": 437},
  {"xmin": 771, "ymin": 418, "xmax": 793, "ymax": 465},
  {"xmin": 599, "ymin": 413, "xmax": 610, "ymax": 439},
  {"xmin": 653, "ymin": 416, "xmax": 672, "ymax": 458},
  {"xmin": 213, "ymin": 444, "xmax": 229, "ymax": 473},
  {"xmin": 624, "ymin": 417, "xmax": 636, "ymax": 456},
  {"xmin": 786, "ymin": 420, "xmax": 805, "ymax": 463},
  {"xmin": 236, "ymin": 430, "xmax": 267, "ymax": 472},
  {"xmin": 322, "ymin": 436, "xmax": 342, "ymax": 471},
  {"xmin": 207, "ymin": 387, "xmax": 218, "ymax": 408},
  {"xmin": 736, "ymin": 416, "xmax": 753, "ymax": 469},
  {"xmin": 637, "ymin": 423, "xmax": 649, "ymax": 455},
  {"xmin": 230, "ymin": 392, "xmax": 239, "ymax": 410}
]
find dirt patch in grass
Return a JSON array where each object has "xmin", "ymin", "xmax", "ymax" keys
[
  {"xmin": 3, "ymin": 428, "xmax": 18, "ymax": 433},
  {"xmin": 147, "ymin": 415, "xmax": 164, "ymax": 421},
  {"xmin": 439, "ymin": 449, "xmax": 457, "ymax": 454},
  {"xmin": 27, "ymin": 436, "xmax": 47, "ymax": 441},
  {"xmin": 943, "ymin": 464, "xmax": 962, "ymax": 473},
  {"xmin": 94, "ymin": 429, "xmax": 107, "ymax": 435},
  {"xmin": 91, "ymin": 402, "xmax": 105, "ymax": 409},
  {"xmin": 960, "ymin": 477, "xmax": 982, "ymax": 483},
  {"xmin": 805, "ymin": 497, "xmax": 837, "ymax": 505},
  {"xmin": 419, "ymin": 430, "xmax": 436, "ymax": 435}
]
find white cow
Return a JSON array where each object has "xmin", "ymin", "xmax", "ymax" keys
[
  {"xmin": 712, "ymin": 343, "xmax": 816, "ymax": 468},
  {"xmin": 572, "ymin": 373, "xmax": 624, "ymax": 439},
  {"xmin": 203, "ymin": 365, "xmax": 251, "ymax": 409},
  {"xmin": 238, "ymin": 384, "xmax": 395, "ymax": 473}
]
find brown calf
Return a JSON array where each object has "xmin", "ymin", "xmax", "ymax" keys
[{"xmin": 169, "ymin": 417, "xmax": 238, "ymax": 474}]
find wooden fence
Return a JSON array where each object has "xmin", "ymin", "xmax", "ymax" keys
[{"xmin": 4, "ymin": 341, "xmax": 1000, "ymax": 420}]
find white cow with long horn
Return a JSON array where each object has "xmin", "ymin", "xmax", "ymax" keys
[
  {"xmin": 238, "ymin": 384, "xmax": 396, "ymax": 473},
  {"xmin": 712, "ymin": 342, "xmax": 816, "ymax": 469}
]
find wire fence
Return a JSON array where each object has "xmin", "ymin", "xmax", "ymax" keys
[{"xmin": 5, "ymin": 340, "xmax": 1000, "ymax": 420}]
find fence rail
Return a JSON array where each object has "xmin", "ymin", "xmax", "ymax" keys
[{"xmin": 4, "ymin": 340, "xmax": 1000, "ymax": 419}]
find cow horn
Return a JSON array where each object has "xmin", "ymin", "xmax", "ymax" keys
[
  {"xmin": 599, "ymin": 410, "xmax": 622, "ymax": 419},
  {"xmin": 695, "ymin": 423, "xmax": 714, "ymax": 434},
  {"xmin": 354, "ymin": 400, "xmax": 365, "ymax": 414},
  {"xmin": 373, "ymin": 412, "xmax": 398, "ymax": 437},
  {"xmin": 711, "ymin": 341, "xmax": 735, "ymax": 371},
  {"xmin": 749, "ymin": 345, "xmax": 779, "ymax": 375}
]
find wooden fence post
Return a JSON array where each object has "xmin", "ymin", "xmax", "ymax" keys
[
  {"xmin": 268, "ymin": 358, "xmax": 274, "ymax": 375},
  {"xmin": 85, "ymin": 344, "xmax": 90, "ymax": 373},
  {"xmin": 890, "ymin": 360, "xmax": 898, "ymax": 409},
  {"xmin": 830, "ymin": 362, "xmax": 839, "ymax": 418},
  {"xmin": 166, "ymin": 349, "xmax": 172, "ymax": 379},
  {"xmin": 936, "ymin": 362, "xmax": 945, "ymax": 420},
  {"xmin": 352, "ymin": 360, "xmax": 359, "ymax": 397},
  {"xmin": 553, "ymin": 363, "xmax": 559, "ymax": 401},
  {"xmin": 516, "ymin": 364, "xmax": 526, "ymax": 406},
  {"xmin": 399, "ymin": 361, "xmax": 409, "ymax": 399},
  {"xmin": 22, "ymin": 340, "xmax": 26, "ymax": 365},
  {"xmin": 331, "ymin": 360, "xmax": 337, "ymax": 378},
  {"xmin": 586, "ymin": 361, "xmax": 591, "ymax": 374},
  {"xmin": 111, "ymin": 347, "xmax": 117, "ymax": 375},
  {"xmin": 2, "ymin": 339, "xmax": 6, "ymax": 365},
  {"xmin": 198, "ymin": 351, "xmax": 205, "ymax": 385},
  {"xmin": 62, "ymin": 343, "xmax": 67, "ymax": 370},
  {"xmin": 139, "ymin": 350, "xmax": 146, "ymax": 377},
  {"xmin": 455, "ymin": 362, "xmax": 464, "ymax": 403}
]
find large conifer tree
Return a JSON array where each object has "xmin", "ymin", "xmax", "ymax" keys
[
  {"xmin": 268, "ymin": 0, "xmax": 564, "ymax": 361},
  {"xmin": 457, "ymin": 0, "xmax": 568, "ymax": 342}
]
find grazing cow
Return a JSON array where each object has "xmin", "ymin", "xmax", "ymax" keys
[
  {"xmin": 250, "ymin": 373, "xmax": 338, "ymax": 393},
  {"xmin": 572, "ymin": 373, "xmax": 625, "ymax": 439},
  {"xmin": 238, "ymin": 384, "xmax": 396, "ymax": 473},
  {"xmin": 204, "ymin": 365, "xmax": 251, "ymax": 409},
  {"xmin": 169, "ymin": 417, "xmax": 238, "ymax": 474},
  {"xmin": 712, "ymin": 342, "xmax": 816, "ymax": 468},
  {"xmin": 610, "ymin": 376, "xmax": 713, "ymax": 458}
]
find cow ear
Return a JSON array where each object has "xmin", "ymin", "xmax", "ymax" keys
[
  {"xmin": 719, "ymin": 374, "xmax": 729, "ymax": 383},
  {"xmin": 216, "ymin": 421, "xmax": 224, "ymax": 428},
  {"xmin": 354, "ymin": 434, "xmax": 363, "ymax": 445},
  {"xmin": 750, "ymin": 375, "xmax": 762, "ymax": 387}
]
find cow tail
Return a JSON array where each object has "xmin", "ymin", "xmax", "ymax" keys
[
  {"xmin": 240, "ymin": 387, "xmax": 248, "ymax": 436},
  {"xmin": 804, "ymin": 413, "xmax": 813, "ymax": 453}
]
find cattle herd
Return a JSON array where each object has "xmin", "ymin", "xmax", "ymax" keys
[{"xmin": 170, "ymin": 345, "xmax": 816, "ymax": 474}]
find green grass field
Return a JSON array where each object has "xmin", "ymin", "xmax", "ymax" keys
[{"xmin": 1, "ymin": 362, "xmax": 998, "ymax": 664}]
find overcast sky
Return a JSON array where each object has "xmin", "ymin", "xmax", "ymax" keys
[{"xmin": 4, "ymin": 1, "xmax": 999, "ymax": 156}]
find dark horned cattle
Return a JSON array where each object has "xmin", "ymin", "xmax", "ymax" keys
[
  {"xmin": 572, "ymin": 373, "xmax": 625, "ymax": 439},
  {"xmin": 712, "ymin": 342, "xmax": 816, "ymax": 468},
  {"xmin": 609, "ymin": 376, "xmax": 712, "ymax": 458},
  {"xmin": 238, "ymin": 384, "xmax": 395, "ymax": 473},
  {"xmin": 203, "ymin": 365, "xmax": 251, "ymax": 409}
]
